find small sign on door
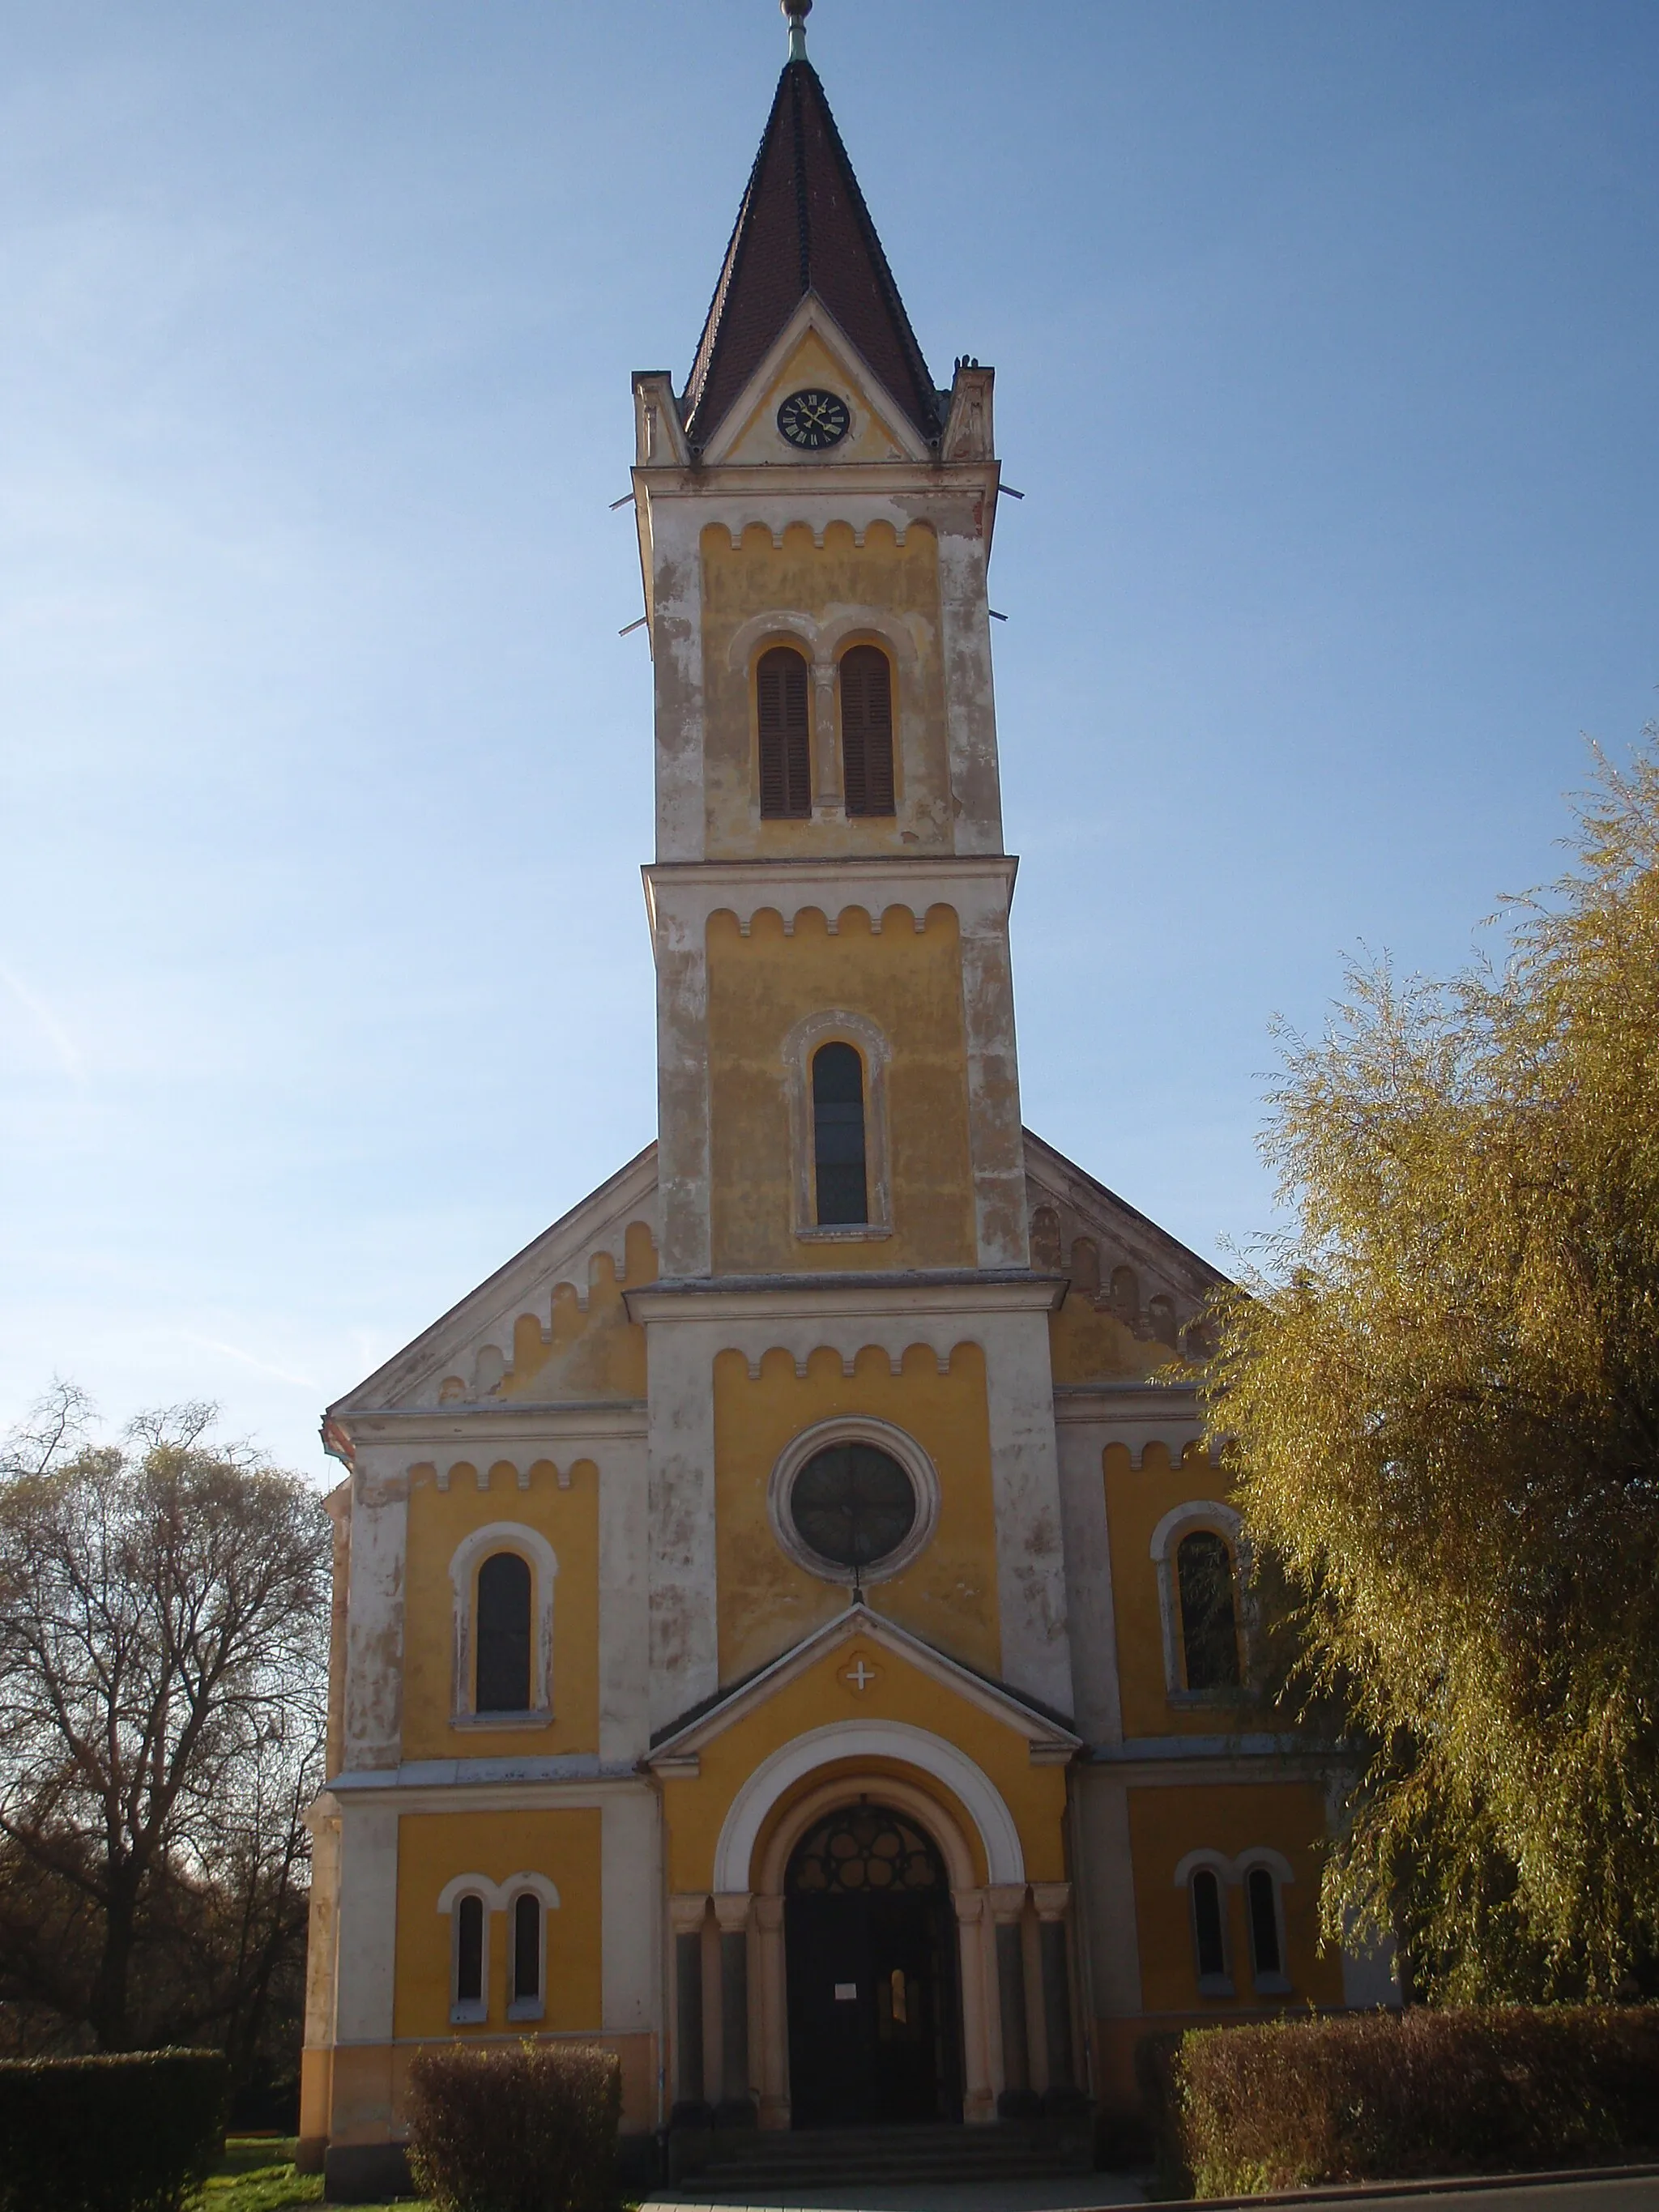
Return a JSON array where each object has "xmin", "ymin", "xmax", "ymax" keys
[{"xmin": 833, "ymin": 1982, "xmax": 857, "ymax": 2001}]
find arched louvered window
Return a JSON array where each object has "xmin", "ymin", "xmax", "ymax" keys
[
  {"xmin": 476, "ymin": 1551, "xmax": 532, "ymax": 1713},
  {"xmin": 1189, "ymin": 1869, "xmax": 1230, "ymax": 1990},
  {"xmin": 454, "ymin": 1893, "xmax": 485, "ymax": 2016},
  {"xmin": 812, "ymin": 1042, "xmax": 868, "ymax": 1225},
  {"xmin": 1177, "ymin": 1529, "xmax": 1241, "ymax": 1691},
  {"xmin": 838, "ymin": 646, "xmax": 895, "ymax": 816},
  {"xmin": 757, "ymin": 646, "xmax": 812, "ymax": 818}
]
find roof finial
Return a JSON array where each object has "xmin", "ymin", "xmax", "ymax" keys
[{"xmin": 783, "ymin": 0, "xmax": 811, "ymax": 63}]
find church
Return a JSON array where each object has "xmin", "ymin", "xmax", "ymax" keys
[{"xmin": 301, "ymin": 7, "xmax": 1394, "ymax": 2195}]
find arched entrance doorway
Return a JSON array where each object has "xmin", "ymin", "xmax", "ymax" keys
[{"xmin": 784, "ymin": 1801, "xmax": 962, "ymax": 2128}]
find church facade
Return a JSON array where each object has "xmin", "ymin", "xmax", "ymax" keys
[{"xmin": 302, "ymin": 15, "xmax": 1393, "ymax": 2192}]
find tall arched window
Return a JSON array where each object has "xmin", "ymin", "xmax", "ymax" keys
[
  {"xmin": 453, "ymin": 1892, "xmax": 486, "ymax": 2021},
  {"xmin": 812, "ymin": 1042, "xmax": 868, "ymax": 1225},
  {"xmin": 1177, "ymin": 1528, "xmax": 1241, "ymax": 1690},
  {"xmin": 757, "ymin": 646, "xmax": 812, "ymax": 818},
  {"xmin": 510, "ymin": 1891, "xmax": 544, "ymax": 2019},
  {"xmin": 1189, "ymin": 1868, "xmax": 1230, "ymax": 1993},
  {"xmin": 838, "ymin": 646, "xmax": 895, "ymax": 816},
  {"xmin": 1246, "ymin": 1865, "xmax": 1286, "ymax": 1988},
  {"xmin": 476, "ymin": 1551, "xmax": 532, "ymax": 1713}
]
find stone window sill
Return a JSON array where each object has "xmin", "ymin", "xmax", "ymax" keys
[
  {"xmin": 451, "ymin": 1709, "xmax": 553, "ymax": 1732},
  {"xmin": 450, "ymin": 2001, "xmax": 488, "ymax": 2025},
  {"xmin": 1252, "ymin": 1971, "xmax": 1291, "ymax": 1997},
  {"xmin": 1196, "ymin": 1974, "xmax": 1235, "ymax": 1999},
  {"xmin": 1166, "ymin": 1687, "xmax": 1255, "ymax": 1711},
  {"xmin": 508, "ymin": 2000, "xmax": 545, "ymax": 2023},
  {"xmin": 795, "ymin": 1223, "xmax": 893, "ymax": 1243}
]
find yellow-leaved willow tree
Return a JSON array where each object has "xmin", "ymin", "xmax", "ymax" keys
[{"xmin": 1205, "ymin": 731, "xmax": 1659, "ymax": 2000}]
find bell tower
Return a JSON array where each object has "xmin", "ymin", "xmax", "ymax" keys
[{"xmin": 630, "ymin": 0, "xmax": 1026, "ymax": 1289}]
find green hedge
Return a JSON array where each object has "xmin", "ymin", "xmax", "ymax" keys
[
  {"xmin": 407, "ymin": 2043, "xmax": 621, "ymax": 2212},
  {"xmin": 1166, "ymin": 2007, "xmax": 1659, "ymax": 2197},
  {"xmin": 0, "ymin": 2048, "xmax": 227, "ymax": 2212}
]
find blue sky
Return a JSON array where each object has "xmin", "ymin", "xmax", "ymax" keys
[{"xmin": 2, "ymin": 1, "xmax": 1654, "ymax": 1477}]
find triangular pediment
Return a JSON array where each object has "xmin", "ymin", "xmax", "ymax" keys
[
  {"xmin": 327, "ymin": 1144, "xmax": 659, "ymax": 1419},
  {"xmin": 701, "ymin": 294, "xmax": 931, "ymax": 468},
  {"xmin": 647, "ymin": 1605, "xmax": 1080, "ymax": 1775}
]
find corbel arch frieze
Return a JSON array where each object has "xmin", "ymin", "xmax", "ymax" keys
[
  {"xmin": 1099, "ymin": 1431, "xmax": 1222, "ymax": 1472},
  {"xmin": 425, "ymin": 1455, "xmax": 581, "ymax": 1494},
  {"xmin": 710, "ymin": 509, "xmax": 916, "ymax": 553},
  {"xmin": 720, "ymin": 897, "xmax": 939, "ymax": 939},
  {"xmin": 726, "ymin": 1323, "xmax": 979, "ymax": 1381}
]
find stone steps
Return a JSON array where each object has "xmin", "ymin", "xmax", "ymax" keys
[{"xmin": 684, "ymin": 2120, "xmax": 1094, "ymax": 2193}]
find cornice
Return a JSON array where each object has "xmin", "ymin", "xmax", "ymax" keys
[
  {"xmin": 330, "ymin": 1401, "xmax": 648, "ymax": 1451},
  {"xmin": 625, "ymin": 1269, "xmax": 1064, "ymax": 1326},
  {"xmin": 634, "ymin": 458, "xmax": 1000, "ymax": 501}
]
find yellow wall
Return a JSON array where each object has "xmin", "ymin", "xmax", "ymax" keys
[
  {"xmin": 1048, "ymin": 1287, "xmax": 1173, "ymax": 1386},
  {"xmin": 706, "ymin": 905, "xmax": 975, "ymax": 1275},
  {"xmin": 714, "ymin": 1341, "xmax": 1000, "ymax": 1682},
  {"xmin": 1106, "ymin": 1441, "xmax": 1249, "ymax": 1740},
  {"xmin": 393, "ymin": 1808, "xmax": 604, "ymax": 2039},
  {"xmin": 661, "ymin": 1643, "xmax": 1067, "ymax": 1894},
  {"xmin": 400, "ymin": 1460, "xmax": 599, "ymax": 1760},
  {"xmin": 700, "ymin": 517, "xmax": 950, "ymax": 859},
  {"xmin": 1127, "ymin": 1782, "xmax": 1343, "ymax": 2014}
]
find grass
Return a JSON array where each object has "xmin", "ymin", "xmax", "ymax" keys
[{"xmin": 205, "ymin": 2136, "xmax": 418, "ymax": 2212}]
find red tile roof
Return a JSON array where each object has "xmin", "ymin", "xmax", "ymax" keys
[{"xmin": 682, "ymin": 60, "xmax": 942, "ymax": 450}]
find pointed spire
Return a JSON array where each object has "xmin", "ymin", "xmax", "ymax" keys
[{"xmin": 681, "ymin": 31, "xmax": 941, "ymax": 450}]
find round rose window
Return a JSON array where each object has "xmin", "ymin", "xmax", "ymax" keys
[{"xmin": 789, "ymin": 1442, "xmax": 917, "ymax": 1571}]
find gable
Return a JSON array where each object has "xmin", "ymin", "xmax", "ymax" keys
[
  {"xmin": 1025, "ymin": 1128, "xmax": 1227, "ymax": 1379},
  {"xmin": 716, "ymin": 318, "xmax": 924, "ymax": 468},
  {"xmin": 702, "ymin": 296, "xmax": 930, "ymax": 468},
  {"xmin": 328, "ymin": 1144, "xmax": 659, "ymax": 1417}
]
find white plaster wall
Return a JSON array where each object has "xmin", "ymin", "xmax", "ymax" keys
[
  {"xmin": 647, "ymin": 502, "xmax": 707, "ymax": 865},
  {"xmin": 343, "ymin": 1450, "xmax": 409, "ymax": 1772},
  {"xmin": 935, "ymin": 519, "xmax": 1004, "ymax": 855},
  {"xmin": 958, "ymin": 913, "xmax": 1027, "ymax": 1268},
  {"xmin": 1072, "ymin": 1771, "xmax": 1143, "ymax": 2021},
  {"xmin": 333, "ymin": 1805, "xmax": 401, "ymax": 2044},
  {"xmin": 981, "ymin": 1309, "xmax": 1073, "ymax": 1714},
  {"xmin": 1053, "ymin": 1418, "xmax": 1125, "ymax": 1745},
  {"xmin": 601, "ymin": 1789, "xmax": 661, "ymax": 2032},
  {"xmin": 645, "ymin": 1325, "xmax": 720, "ymax": 1733},
  {"xmin": 598, "ymin": 1438, "xmax": 651, "ymax": 1763}
]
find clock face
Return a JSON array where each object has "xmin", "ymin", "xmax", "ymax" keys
[{"xmin": 777, "ymin": 388, "xmax": 851, "ymax": 450}]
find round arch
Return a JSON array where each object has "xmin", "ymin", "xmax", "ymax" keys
[
  {"xmin": 712, "ymin": 1719, "xmax": 1025, "ymax": 1893},
  {"xmin": 755, "ymin": 1771, "xmax": 980, "ymax": 1898}
]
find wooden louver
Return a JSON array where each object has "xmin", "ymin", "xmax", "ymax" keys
[
  {"xmin": 757, "ymin": 647, "xmax": 812, "ymax": 818},
  {"xmin": 839, "ymin": 646, "xmax": 896, "ymax": 816}
]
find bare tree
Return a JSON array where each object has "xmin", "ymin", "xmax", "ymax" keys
[{"xmin": 0, "ymin": 1391, "xmax": 331, "ymax": 2062}]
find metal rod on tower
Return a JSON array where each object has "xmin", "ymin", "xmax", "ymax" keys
[{"xmin": 783, "ymin": 0, "xmax": 811, "ymax": 63}]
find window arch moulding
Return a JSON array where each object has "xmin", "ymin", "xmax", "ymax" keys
[
  {"xmin": 448, "ymin": 1523, "xmax": 558, "ymax": 1729},
  {"xmin": 437, "ymin": 1871, "xmax": 562, "ymax": 2027},
  {"xmin": 1148, "ymin": 1498, "xmax": 1254, "ymax": 1707},
  {"xmin": 783, "ymin": 1008, "xmax": 892, "ymax": 1244},
  {"xmin": 1171, "ymin": 1848, "xmax": 1294, "ymax": 1998}
]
